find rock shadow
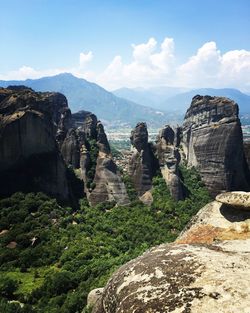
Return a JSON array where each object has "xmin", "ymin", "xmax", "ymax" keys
[{"xmin": 219, "ymin": 203, "xmax": 250, "ymax": 222}]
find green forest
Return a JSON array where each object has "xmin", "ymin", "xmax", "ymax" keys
[{"xmin": 0, "ymin": 166, "xmax": 210, "ymax": 313}]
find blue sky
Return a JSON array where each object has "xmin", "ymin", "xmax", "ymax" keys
[{"xmin": 1, "ymin": 0, "xmax": 250, "ymax": 90}]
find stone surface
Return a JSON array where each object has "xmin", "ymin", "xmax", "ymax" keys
[
  {"xmin": 87, "ymin": 288, "xmax": 104, "ymax": 308},
  {"xmin": 0, "ymin": 87, "xmax": 71, "ymax": 202},
  {"xmin": 156, "ymin": 125, "xmax": 184, "ymax": 200},
  {"xmin": 129, "ymin": 123, "xmax": 158, "ymax": 196},
  {"xmin": 216, "ymin": 191, "xmax": 250, "ymax": 210},
  {"xmin": 139, "ymin": 190, "xmax": 153, "ymax": 206},
  {"xmin": 62, "ymin": 110, "xmax": 129, "ymax": 206},
  {"xmin": 88, "ymin": 154, "xmax": 130, "ymax": 206},
  {"xmin": 181, "ymin": 95, "xmax": 250, "ymax": 196},
  {"xmin": 93, "ymin": 193, "xmax": 250, "ymax": 313}
]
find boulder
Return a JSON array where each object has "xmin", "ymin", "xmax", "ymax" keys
[
  {"xmin": 87, "ymin": 288, "xmax": 104, "ymax": 308},
  {"xmin": 92, "ymin": 192, "xmax": 250, "ymax": 313},
  {"xmin": 215, "ymin": 191, "xmax": 250, "ymax": 210}
]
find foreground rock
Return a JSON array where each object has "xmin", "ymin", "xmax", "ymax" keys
[
  {"xmin": 182, "ymin": 95, "xmax": 250, "ymax": 196},
  {"xmin": 0, "ymin": 86, "xmax": 71, "ymax": 202},
  {"xmin": 216, "ymin": 191, "xmax": 250, "ymax": 210},
  {"xmin": 92, "ymin": 192, "xmax": 250, "ymax": 313}
]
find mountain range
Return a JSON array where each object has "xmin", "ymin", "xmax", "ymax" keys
[
  {"xmin": 114, "ymin": 87, "xmax": 250, "ymax": 115},
  {"xmin": 0, "ymin": 73, "xmax": 173, "ymax": 128},
  {"xmin": 1, "ymin": 73, "xmax": 250, "ymax": 127}
]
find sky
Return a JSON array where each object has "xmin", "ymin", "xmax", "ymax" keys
[{"xmin": 0, "ymin": 0, "xmax": 250, "ymax": 91}]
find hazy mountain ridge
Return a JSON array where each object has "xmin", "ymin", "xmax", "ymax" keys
[
  {"xmin": 114, "ymin": 86, "xmax": 250, "ymax": 117},
  {"xmin": 0, "ymin": 74, "xmax": 170, "ymax": 127}
]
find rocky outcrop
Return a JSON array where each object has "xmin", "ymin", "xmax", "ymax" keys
[
  {"xmin": 215, "ymin": 191, "xmax": 250, "ymax": 209},
  {"xmin": 155, "ymin": 125, "xmax": 184, "ymax": 200},
  {"xmin": 243, "ymin": 141, "xmax": 250, "ymax": 171},
  {"xmin": 181, "ymin": 95, "xmax": 250, "ymax": 196},
  {"xmin": 62, "ymin": 111, "xmax": 129, "ymax": 206},
  {"xmin": 128, "ymin": 123, "xmax": 158, "ymax": 197},
  {"xmin": 92, "ymin": 192, "xmax": 250, "ymax": 313},
  {"xmin": 0, "ymin": 87, "xmax": 71, "ymax": 202}
]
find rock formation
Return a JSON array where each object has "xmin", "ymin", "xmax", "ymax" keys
[
  {"xmin": 92, "ymin": 192, "xmax": 250, "ymax": 313},
  {"xmin": 0, "ymin": 86, "xmax": 128, "ymax": 206},
  {"xmin": 243, "ymin": 141, "xmax": 250, "ymax": 171},
  {"xmin": 0, "ymin": 86, "xmax": 71, "ymax": 202},
  {"xmin": 128, "ymin": 123, "xmax": 158, "ymax": 198},
  {"xmin": 155, "ymin": 125, "xmax": 184, "ymax": 200},
  {"xmin": 62, "ymin": 111, "xmax": 129, "ymax": 206},
  {"xmin": 181, "ymin": 95, "xmax": 250, "ymax": 196}
]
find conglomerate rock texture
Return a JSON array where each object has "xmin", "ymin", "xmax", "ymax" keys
[
  {"xmin": 181, "ymin": 95, "xmax": 250, "ymax": 196},
  {"xmin": 92, "ymin": 192, "xmax": 250, "ymax": 313},
  {"xmin": 0, "ymin": 86, "xmax": 71, "ymax": 201}
]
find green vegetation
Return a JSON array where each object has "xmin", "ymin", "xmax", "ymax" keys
[
  {"xmin": 0, "ymin": 166, "xmax": 211, "ymax": 313},
  {"xmin": 109, "ymin": 140, "xmax": 131, "ymax": 151},
  {"xmin": 85, "ymin": 139, "xmax": 99, "ymax": 189}
]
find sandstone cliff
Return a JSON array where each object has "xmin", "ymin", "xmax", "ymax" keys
[
  {"xmin": 128, "ymin": 123, "xmax": 158, "ymax": 198},
  {"xmin": 0, "ymin": 86, "xmax": 71, "ymax": 202},
  {"xmin": 155, "ymin": 125, "xmax": 184, "ymax": 200},
  {"xmin": 181, "ymin": 95, "xmax": 250, "ymax": 196},
  {"xmin": 62, "ymin": 111, "xmax": 129, "ymax": 206},
  {"xmin": 92, "ymin": 192, "xmax": 250, "ymax": 313}
]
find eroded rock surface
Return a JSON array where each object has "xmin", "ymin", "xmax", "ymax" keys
[
  {"xmin": 92, "ymin": 192, "xmax": 250, "ymax": 313},
  {"xmin": 216, "ymin": 191, "xmax": 250, "ymax": 210},
  {"xmin": 156, "ymin": 125, "xmax": 184, "ymax": 200},
  {"xmin": 128, "ymin": 123, "xmax": 158, "ymax": 197},
  {"xmin": 62, "ymin": 111, "xmax": 129, "ymax": 206},
  {"xmin": 0, "ymin": 86, "xmax": 71, "ymax": 201},
  {"xmin": 182, "ymin": 95, "xmax": 250, "ymax": 196}
]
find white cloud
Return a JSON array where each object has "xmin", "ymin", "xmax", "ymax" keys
[
  {"xmin": 0, "ymin": 66, "xmax": 65, "ymax": 81},
  {"xmin": 176, "ymin": 42, "xmax": 221, "ymax": 87},
  {"xmin": 1, "ymin": 39, "xmax": 250, "ymax": 92},
  {"xmin": 79, "ymin": 51, "xmax": 93, "ymax": 69},
  {"xmin": 97, "ymin": 37, "xmax": 176, "ymax": 89}
]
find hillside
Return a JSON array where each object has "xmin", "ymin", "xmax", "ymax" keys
[
  {"xmin": 113, "ymin": 86, "xmax": 188, "ymax": 109},
  {"xmin": 0, "ymin": 74, "xmax": 169, "ymax": 128},
  {"xmin": 113, "ymin": 87, "xmax": 250, "ymax": 118},
  {"xmin": 159, "ymin": 88, "xmax": 250, "ymax": 114}
]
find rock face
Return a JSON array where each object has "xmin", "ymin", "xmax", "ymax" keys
[
  {"xmin": 215, "ymin": 191, "xmax": 250, "ymax": 210},
  {"xmin": 92, "ymin": 192, "xmax": 250, "ymax": 313},
  {"xmin": 62, "ymin": 111, "xmax": 129, "ymax": 206},
  {"xmin": 155, "ymin": 125, "xmax": 184, "ymax": 200},
  {"xmin": 243, "ymin": 141, "xmax": 250, "ymax": 171},
  {"xmin": 0, "ymin": 86, "xmax": 71, "ymax": 202},
  {"xmin": 181, "ymin": 95, "xmax": 250, "ymax": 196},
  {"xmin": 128, "ymin": 123, "xmax": 158, "ymax": 197}
]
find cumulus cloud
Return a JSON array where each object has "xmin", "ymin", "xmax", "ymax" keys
[
  {"xmin": 0, "ymin": 51, "xmax": 94, "ymax": 81},
  {"xmin": 79, "ymin": 51, "xmax": 93, "ymax": 69},
  {"xmin": 97, "ymin": 37, "xmax": 176, "ymax": 89},
  {"xmin": 1, "ymin": 38, "xmax": 250, "ymax": 91},
  {"xmin": 0, "ymin": 66, "xmax": 65, "ymax": 81}
]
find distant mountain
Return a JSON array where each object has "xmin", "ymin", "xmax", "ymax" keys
[
  {"xmin": 113, "ymin": 86, "xmax": 189, "ymax": 109},
  {"xmin": 0, "ymin": 73, "xmax": 175, "ymax": 128},
  {"xmin": 113, "ymin": 86, "xmax": 250, "ymax": 118},
  {"xmin": 158, "ymin": 88, "xmax": 250, "ymax": 115}
]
